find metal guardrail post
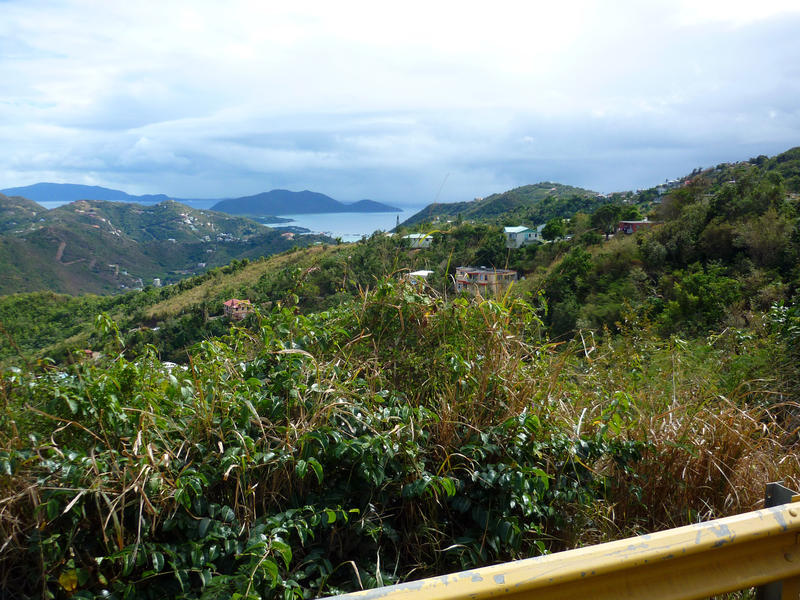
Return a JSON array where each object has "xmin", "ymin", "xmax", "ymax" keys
[{"xmin": 759, "ymin": 482, "xmax": 800, "ymax": 600}]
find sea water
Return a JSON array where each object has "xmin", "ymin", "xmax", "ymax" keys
[{"xmin": 34, "ymin": 200, "xmax": 426, "ymax": 242}]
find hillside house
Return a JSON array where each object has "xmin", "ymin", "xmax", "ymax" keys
[
  {"xmin": 403, "ymin": 233, "xmax": 432, "ymax": 248},
  {"xmin": 223, "ymin": 298, "xmax": 253, "ymax": 321},
  {"xmin": 408, "ymin": 269, "xmax": 434, "ymax": 281},
  {"xmin": 455, "ymin": 266, "xmax": 517, "ymax": 296},
  {"xmin": 617, "ymin": 219, "xmax": 658, "ymax": 234},
  {"xmin": 504, "ymin": 225, "xmax": 542, "ymax": 248}
]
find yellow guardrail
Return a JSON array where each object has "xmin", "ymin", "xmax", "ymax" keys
[{"xmin": 321, "ymin": 500, "xmax": 800, "ymax": 600}]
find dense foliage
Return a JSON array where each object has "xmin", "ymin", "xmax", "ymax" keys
[
  {"xmin": 3, "ymin": 279, "xmax": 799, "ymax": 599},
  {"xmin": 2, "ymin": 146, "xmax": 800, "ymax": 599}
]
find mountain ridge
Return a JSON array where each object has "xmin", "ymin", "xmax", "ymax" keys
[
  {"xmin": 0, "ymin": 196, "xmax": 330, "ymax": 294},
  {"xmin": 211, "ymin": 189, "xmax": 401, "ymax": 215},
  {"xmin": 0, "ymin": 183, "xmax": 401, "ymax": 215},
  {"xmin": 400, "ymin": 182, "xmax": 604, "ymax": 228}
]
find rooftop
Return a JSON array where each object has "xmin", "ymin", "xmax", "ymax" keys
[{"xmin": 456, "ymin": 266, "xmax": 516, "ymax": 274}]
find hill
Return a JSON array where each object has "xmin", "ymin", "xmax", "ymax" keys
[
  {"xmin": 400, "ymin": 182, "xmax": 604, "ymax": 228},
  {"xmin": 0, "ymin": 193, "xmax": 43, "ymax": 233},
  {"xmin": 0, "ymin": 198, "xmax": 330, "ymax": 295},
  {"xmin": 0, "ymin": 182, "xmax": 176, "ymax": 204},
  {"xmin": 211, "ymin": 189, "xmax": 400, "ymax": 215},
  {"xmin": 2, "ymin": 146, "xmax": 800, "ymax": 598}
]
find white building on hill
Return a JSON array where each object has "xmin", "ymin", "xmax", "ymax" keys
[
  {"xmin": 504, "ymin": 225, "xmax": 542, "ymax": 248},
  {"xmin": 403, "ymin": 233, "xmax": 432, "ymax": 248}
]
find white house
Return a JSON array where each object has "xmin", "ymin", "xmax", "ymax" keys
[
  {"xmin": 403, "ymin": 233, "xmax": 432, "ymax": 248},
  {"xmin": 503, "ymin": 225, "xmax": 542, "ymax": 248}
]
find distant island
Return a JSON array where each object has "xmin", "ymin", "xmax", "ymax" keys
[
  {"xmin": 0, "ymin": 183, "xmax": 175, "ymax": 204},
  {"xmin": 210, "ymin": 189, "xmax": 401, "ymax": 216},
  {"xmin": 0, "ymin": 183, "xmax": 401, "ymax": 216}
]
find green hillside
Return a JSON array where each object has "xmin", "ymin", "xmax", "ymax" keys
[
  {"xmin": 0, "ymin": 193, "xmax": 42, "ymax": 232},
  {"xmin": 0, "ymin": 198, "xmax": 330, "ymax": 295},
  {"xmin": 401, "ymin": 182, "xmax": 604, "ymax": 228},
  {"xmin": 2, "ymin": 146, "xmax": 800, "ymax": 598}
]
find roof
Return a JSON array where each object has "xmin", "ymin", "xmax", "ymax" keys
[
  {"xmin": 504, "ymin": 226, "xmax": 531, "ymax": 234},
  {"xmin": 403, "ymin": 233, "xmax": 429, "ymax": 239},
  {"xmin": 409, "ymin": 270, "xmax": 434, "ymax": 278},
  {"xmin": 456, "ymin": 266, "xmax": 517, "ymax": 275},
  {"xmin": 224, "ymin": 298, "xmax": 251, "ymax": 307}
]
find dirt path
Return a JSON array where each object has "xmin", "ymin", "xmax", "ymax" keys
[{"xmin": 55, "ymin": 241, "xmax": 66, "ymax": 262}]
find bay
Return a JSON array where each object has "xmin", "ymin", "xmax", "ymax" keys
[{"xmin": 33, "ymin": 199, "xmax": 424, "ymax": 242}]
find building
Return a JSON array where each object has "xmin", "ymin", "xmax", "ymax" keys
[
  {"xmin": 407, "ymin": 269, "xmax": 434, "ymax": 285},
  {"xmin": 503, "ymin": 225, "xmax": 542, "ymax": 248},
  {"xmin": 403, "ymin": 233, "xmax": 432, "ymax": 248},
  {"xmin": 617, "ymin": 220, "xmax": 658, "ymax": 234},
  {"xmin": 223, "ymin": 298, "xmax": 253, "ymax": 321},
  {"xmin": 455, "ymin": 266, "xmax": 517, "ymax": 296}
]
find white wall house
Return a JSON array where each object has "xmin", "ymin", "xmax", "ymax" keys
[
  {"xmin": 503, "ymin": 225, "xmax": 542, "ymax": 248},
  {"xmin": 403, "ymin": 233, "xmax": 432, "ymax": 248}
]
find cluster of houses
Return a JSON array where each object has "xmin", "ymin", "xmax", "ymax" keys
[
  {"xmin": 402, "ymin": 225, "xmax": 546, "ymax": 250},
  {"xmin": 399, "ymin": 216, "xmax": 661, "ymax": 298}
]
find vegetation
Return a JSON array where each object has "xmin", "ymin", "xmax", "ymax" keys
[
  {"xmin": 399, "ymin": 182, "xmax": 606, "ymax": 228},
  {"xmin": 3, "ymin": 280, "xmax": 799, "ymax": 598},
  {"xmin": 1, "ymin": 146, "xmax": 800, "ymax": 599},
  {"xmin": 0, "ymin": 198, "xmax": 330, "ymax": 295}
]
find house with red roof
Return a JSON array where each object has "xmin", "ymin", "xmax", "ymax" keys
[{"xmin": 223, "ymin": 298, "xmax": 253, "ymax": 321}]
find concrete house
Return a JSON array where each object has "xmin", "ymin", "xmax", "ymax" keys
[
  {"xmin": 403, "ymin": 233, "xmax": 432, "ymax": 248},
  {"xmin": 617, "ymin": 220, "xmax": 658, "ymax": 234},
  {"xmin": 455, "ymin": 266, "xmax": 517, "ymax": 296},
  {"xmin": 223, "ymin": 298, "xmax": 253, "ymax": 321},
  {"xmin": 504, "ymin": 225, "xmax": 542, "ymax": 248}
]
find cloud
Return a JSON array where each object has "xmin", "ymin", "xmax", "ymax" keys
[{"xmin": 0, "ymin": 1, "xmax": 799, "ymax": 202}]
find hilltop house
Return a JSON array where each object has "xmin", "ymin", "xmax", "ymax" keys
[
  {"xmin": 223, "ymin": 298, "xmax": 253, "ymax": 321},
  {"xmin": 504, "ymin": 225, "xmax": 542, "ymax": 248},
  {"xmin": 403, "ymin": 233, "xmax": 432, "ymax": 248},
  {"xmin": 455, "ymin": 266, "xmax": 517, "ymax": 296}
]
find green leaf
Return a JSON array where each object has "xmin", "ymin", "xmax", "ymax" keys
[
  {"xmin": 198, "ymin": 517, "xmax": 211, "ymax": 538},
  {"xmin": 152, "ymin": 552, "xmax": 164, "ymax": 573},
  {"xmin": 272, "ymin": 539, "xmax": 292, "ymax": 569},
  {"xmin": 264, "ymin": 558, "xmax": 279, "ymax": 587},
  {"xmin": 200, "ymin": 569, "xmax": 212, "ymax": 587},
  {"xmin": 220, "ymin": 505, "xmax": 235, "ymax": 523},
  {"xmin": 308, "ymin": 458, "xmax": 323, "ymax": 484},
  {"xmin": 325, "ymin": 509, "xmax": 336, "ymax": 524}
]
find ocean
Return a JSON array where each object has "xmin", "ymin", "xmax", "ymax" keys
[{"xmin": 34, "ymin": 199, "xmax": 426, "ymax": 242}]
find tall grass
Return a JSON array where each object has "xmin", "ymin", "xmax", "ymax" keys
[{"xmin": 1, "ymin": 279, "xmax": 798, "ymax": 598}]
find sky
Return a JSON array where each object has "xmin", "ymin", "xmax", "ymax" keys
[{"xmin": 1, "ymin": 0, "xmax": 799, "ymax": 206}]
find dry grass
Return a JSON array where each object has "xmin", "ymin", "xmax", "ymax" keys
[{"xmin": 144, "ymin": 244, "xmax": 336, "ymax": 319}]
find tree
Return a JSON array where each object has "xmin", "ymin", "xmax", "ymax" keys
[
  {"xmin": 619, "ymin": 205, "xmax": 642, "ymax": 221},
  {"xmin": 542, "ymin": 218, "xmax": 565, "ymax": 241},
  {"xmin": 591, "ymin": 204, "xmax": 622, "ymax": 240}
]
